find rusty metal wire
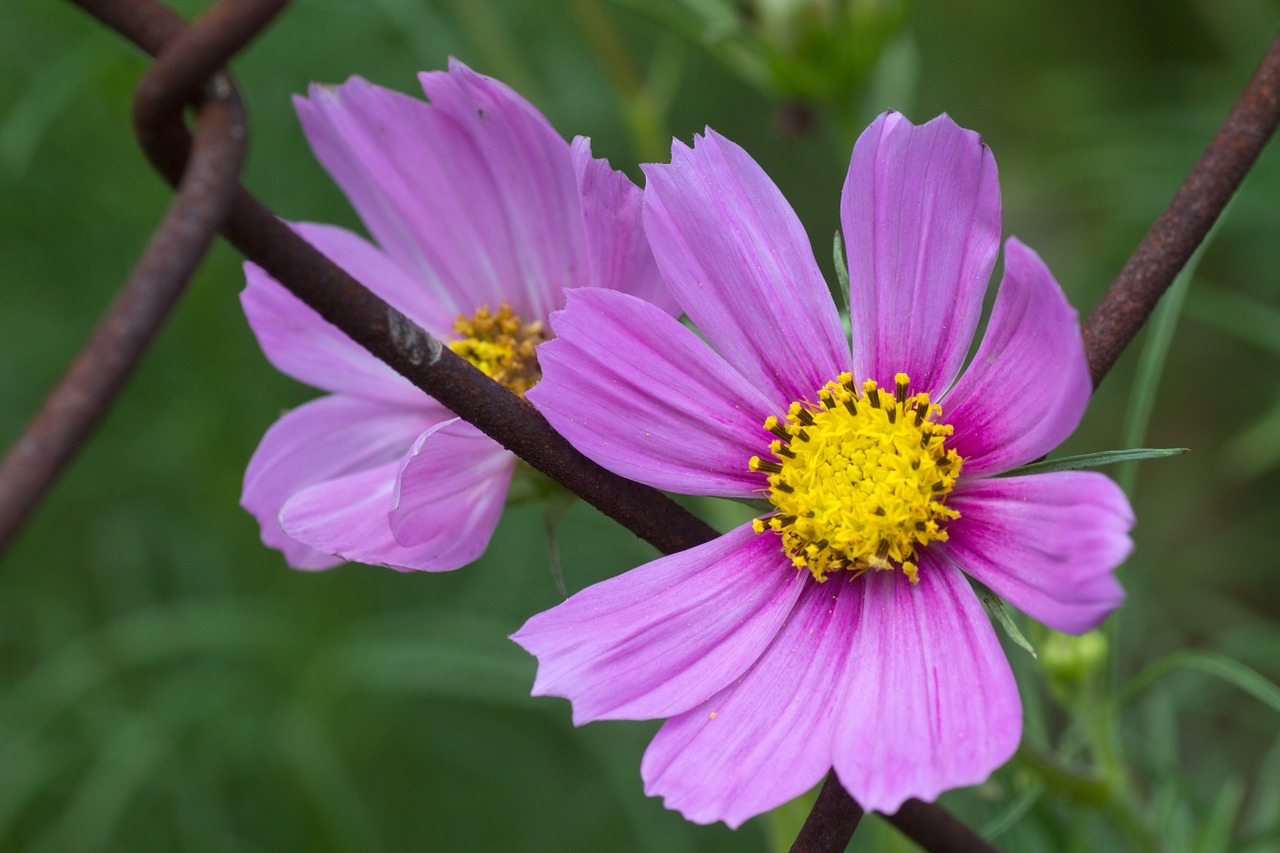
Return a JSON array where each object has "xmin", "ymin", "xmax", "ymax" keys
[
  {"xmin": 0, "ymin": 5, "xmax": 258, "ymax": 551},
  {"xmin": 67, "ymin": 0, "xmax": 724, "ymax": 552},
  {"xmin": 1084, "ymin": 31, "xmax": 1280, "ymax": 386},
  {"xmin": 4, "ymin": 0, "xmax": 1277, "ymax": 850}
]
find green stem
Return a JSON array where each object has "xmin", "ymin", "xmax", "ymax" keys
[
  {"xmin": 1019, "ymin": 730, "xmax": 1155, "ymax": 852},
  {"xmin": 1014, "ymin": 744, "xmax": 1108, "ymax": 807},
  {"xmin": 1084, "ymin": 694, "xmax": 1157, "ymax": 853}
]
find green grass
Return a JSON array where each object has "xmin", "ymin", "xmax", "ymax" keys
[{"xmin": 2, "ymin": 0, "xmax": 1279, "ymax": 849}]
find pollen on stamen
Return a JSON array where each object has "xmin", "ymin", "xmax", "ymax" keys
[
  {"xmin": 914, "ymin": 398, "xmax": 929, "ymax": 427},
  {"xmin": 749, "ymin": 372, "xmax": 963, "ymax": 584},
  {"xmin": 748, "ymin": 457, "xmax": 784, "ymax": 474},
  {"xmin": 894, "ymin": 372, "xmax": 910, "ymax": 404},
  {"xmin": 448, "ymin": 301, "xmax": 548, "ymax": 397},
  {"xmin": 865, "ymin": 381, "xmax": 881, "ymax": 408},
  {"xmin": 765, "ymin": 417, "xmax": 791, "ymax": 441}
]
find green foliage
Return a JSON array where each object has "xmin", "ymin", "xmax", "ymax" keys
[
  {"xmin": 2, "ymin": 0, "xmax": 1279, "ymax": 849},
  {"xmin": 973, "ymin": 581, "xmax": 1038, "ymax": 659},
  {"xmin": 1004, "ymin": 447, "xmax": 1188, "ymax": 477}
]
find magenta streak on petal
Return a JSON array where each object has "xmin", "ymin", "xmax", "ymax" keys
[
  {"xmin": 943, "ymin": 472, "xmax": 1131, "ymax": 634},
  {"xmin": 941, "ymin": 237, "xmax": 1093, "ymax": 478},
  {"xmin": 842, "ymin": 112, "xmax": 1000, "ymax": 397},
  {"xmin": 642, "ymin": 130, "xmax": 849, "ymax": 406},
  {"xmin": 527, "ymin": 288, "xmax": 778, "ymax": 497},
  {"xmin": 511, "ymin": 524, "xmax": 806, "ymax": 724},
  {"xmin": 641, "ymin": 575, "xmax": 859, "ymax": 828},
  {"xmin": 831, "ymin": 559, "xmax": 1021, "ymax": 814}
]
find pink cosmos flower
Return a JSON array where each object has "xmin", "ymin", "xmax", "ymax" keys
[
  {"xmin": 513, "ymin": 112, "xmax": 1134, "ymax": 824},
  {"xmin": 240, "ymin": 60, "xmax": 672, "ymax": 571}
]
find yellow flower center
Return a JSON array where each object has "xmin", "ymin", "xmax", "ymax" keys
[
  {"xmin": 447, "ymin": 302, "xmax": 548, "ymax": 397},
  {"xmin": 749, "ymin": 372, "xmax": 963, "ymax": 584}
]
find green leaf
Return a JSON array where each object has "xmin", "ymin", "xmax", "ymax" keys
[
  {"xmin": 1195, "ymin": 777, "xmax": 1245, "ymax": 853},
  {"xmin": 1224, "ymin": 392, "xmax": 1280, "ymax": 478},
  {"xmin": 732, "ymin": 497, "xmax": 775, "ymax": 513},
  {"xmin": 1119, "ymin": 651, "xmax": 1280, "ymax": 716},
  {"xmin": 979, "ymin": 781, "xmax": 1044, "ymax": 840},
  {"xmin": 543, "ymin": 491, "xmax": 577, "ymax": 598},
  {"xmin": 1003, "ymin": 447, "xmax": 1186, "ymax": 477},
  {"xmin": 1116, "ymin": 205, "xmax": 1223, "ymax": 494},
  {"xmin": 972, "ymin": 580, "xmax": 1036, "ymax": 658},
  {"xmin": 832, "ymin": 231, "xmax": 850, "ymax": 316},
  {"xmin": 1184, "ymin": 283, "xmax": 1280, "ymax": 359}
]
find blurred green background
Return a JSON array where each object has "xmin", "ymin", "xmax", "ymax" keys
[{"xmin": 2, "ymin": 0, "xmax": 1280, "ymax": 850}]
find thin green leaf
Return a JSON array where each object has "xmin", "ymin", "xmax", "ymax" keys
[
  {"xmin": 1224, "ymin": 393, "xmax": 1280, "ymax": 478},
  {"xmin": 30, "ymin": 713, "xmax": 168, "ymax": 852},
  {"xmin": 732, "ymin": 497, "xmax": 775, "ymax": 514},
  {"xmin": 322, "ymin": 638, "xmax": 532, "ymax": 707},
  {"xmin": 1004, "ymin": 447, "xmax": 1187, "ymax": 477},
  {"xmin": 273, "ymin": 709, "xmax": 383, "ymax": 853},
  {"xmin": 1184, "ymin": 284, "xmax": 1280, "ymax": 358},
  {"xmin": 832, "ymin": 231, "xmax": 850, "ymax": 316},
  {"xmin": 1236, "ymin": 834, "xmax": 1280, "ymax": 853},
  {"xmin": 1195, "ymin": 777, "xmax": 1245, "ymax": 853},
  {"xmin": 0, "ymin": 38, "xmax": 102, "ymax": 176},
  {"xmin": 1240, "ymin": 733, "xmax": 1280, "ymax": 839},
  {"xmin": 972, "ymin": 580, "xmax": 1036, "ymax": 658},
  {"xmin": 1119, "ymin": 651, "xmax": 1280, "ymax": 716},
  {"xmin": 980, "ymin": 781, "xmax": 1044, "ymax": 840},
  {"xmin": 544, "ymin": 491, "xmax": 577, "ymax": 598},
  {"xmin": 1116, "ymin": 207, "xmax": 1222, "ymax": 494}
]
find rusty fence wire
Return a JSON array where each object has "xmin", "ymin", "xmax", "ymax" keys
[{"xmin": 1, "ymin": 0, "xmax": 1278, "ymax": 849}]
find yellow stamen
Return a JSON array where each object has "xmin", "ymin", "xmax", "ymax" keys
[
  {"xmin": 749, "ymin": 374, "xmax": 963, "ymax": 584},
  {"xmin": 448, "ymin": 302, "xmax": 548, "ymax": 397}
]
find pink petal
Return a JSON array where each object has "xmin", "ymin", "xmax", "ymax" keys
[
  {"xmin": 388, "ymin": 418, "xmax": 516, "ymax": 570},
  {"xmin": 242, "ymin": 255, "xmax": 424, "ymax": 407},
  {"xmin": 842, "ymin": 112, "xmax": 1001, "ymax": 396},
  {"xmin": 296, "ymin": 62, "xmax": 585, "ymax": 323},
  {"xmin": 641, "ymin": 576, "xmax": 859, "ymax": 828},
  {"xmin": 526, "ymin": 288, "xmax": 777, "ymax": 497},
  {"xmin": 294, "ymin": 79, "xmax": 483, "ymax": 318},
  {"xmin": 279, "ymin": 423, "xmax": 512, "ymax": 572},
  {"xmin": 940, "ymin": 238, "xmax": 1092, "ymax": 477},
  {"xmin": 571, "ymin": 136, "xmax": 679, "ymax": 315},
  {"xmin": 831, "ymin": 560, "xmax": 1021, "ymax": 814},
  {"xmin": 242, "ymin": 395, "xmax": 440, "ymax": 570},
  {"xmin": 279, "ymin": 462, "xmax": 401, "ymax": 567},
  {"xmin": 417, "ymin": 59, "xmax": 589, "ymax": 321},
  {"xmin": 511, "ymin": 524, "xmax": 806, "ymax": 724},
  {"xmin": 295, "ymin": 221, "xmax": 457, "ymax": 333},
  {"xmin": 942, "ymin": 472, "xmax": 1131, "ymax": 634},
  {"xmin": 642, "ymin": 130, "xmax": 849, "ymax": 405}
]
